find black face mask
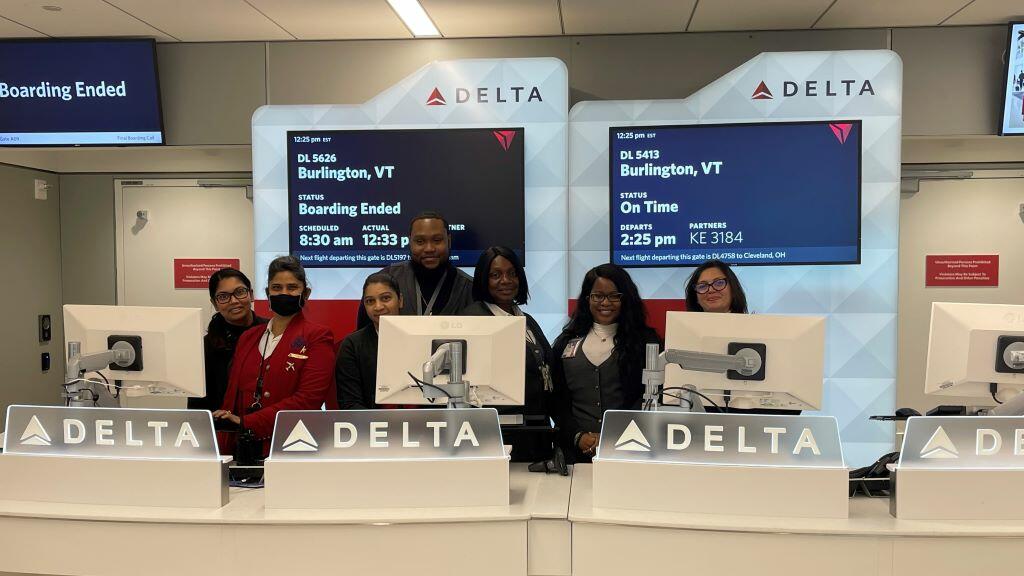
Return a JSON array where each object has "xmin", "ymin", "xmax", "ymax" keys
[{"xmin": 269, "ymin": 293, "xmax": 304, "ymax": 317}]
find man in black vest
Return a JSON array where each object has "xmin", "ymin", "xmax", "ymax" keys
[{"xmin": 381, "ymin": 211, "xmax": 473, "ymax": 317}]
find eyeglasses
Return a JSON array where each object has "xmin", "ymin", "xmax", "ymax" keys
[
  {"xmin": 214, "ymin": 286, "xmax": 251, "ymax": 304},
  {"xmin": 694, "ymin": 278, "xmax": 728, "ymax": 294},
  {"xmin": 588, "ymin": 292, "xmax": 623, "ymax": 304}
]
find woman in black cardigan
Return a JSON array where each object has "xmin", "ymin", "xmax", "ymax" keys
[
  {"xmin": 552, "ymin": 263, "xmax": 661, "ymax": 464},
  {"xmin": 460, "ymin": 246, "xmax": 554, "ymax": 463},
  {"xmin": 335, "ymin": 272, "xmax": 403, "ymax": 409}
]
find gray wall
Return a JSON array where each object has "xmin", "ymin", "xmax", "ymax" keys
[
  {"xmin": 151, "ymin": 25, "xmax": 1009, "ymax": 146},
  {"xmin": 0, "ymin": 164, "xmax": 64, "ymax": 427},
  {"xmin": 897, "ymin": 176, "xmax": 1024, "ymax": 413}
]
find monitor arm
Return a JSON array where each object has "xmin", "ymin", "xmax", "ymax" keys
[
  {"xmin": 420, "ymin": 342, "xmax": 474, "ymax": 409},
  {"xmin": 641, "ymin": 343, "xmax": 764, "ymax": 412},
  {"xmin": 64, "ymin": 340, "xmax": 136, "ymax": 407}
]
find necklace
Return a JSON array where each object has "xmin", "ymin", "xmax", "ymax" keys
[{"xmin": 591, "ymin": 323, "xmax": 617, "ymax": 343}]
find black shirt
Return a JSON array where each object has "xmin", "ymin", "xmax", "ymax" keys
[
  {"xmin": 459, "ymin": 301, "xmax": 555, "ymax": 462},
  {"xmin": 189, "ymin": 312, "xmax": 268, "ymax": 412},
  {"xmin": 335, "ymin": 324, "xmax": 379, "ymax": 410}
]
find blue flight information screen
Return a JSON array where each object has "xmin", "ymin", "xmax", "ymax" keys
[
  {"xmin": 609, "ymin": 121, "xmax": 861, "ymax": 267},
  {"xmin": 0, "ymin": 39, "xmax": 163, "ymax": 146},
  {"xmin": 287, "ymin": 127, "xmax": 525, "ymax": 268}
]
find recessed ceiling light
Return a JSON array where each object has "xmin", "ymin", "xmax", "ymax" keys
[
  {"xmin": 386, "ymin": 0, "xmax": 440, "ymax": 38},
  {"xmin": 41, "ymin": 5, "xmax": 62, "ymax": 11}
]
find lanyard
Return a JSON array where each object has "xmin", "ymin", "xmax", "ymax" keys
[
  {"xmin": 251, "ymin": 327, "xmax": 273, "ymax": 411},
  {"xmin": 415, "ymin": 270, "xmax": 448, "ymax": 316}
]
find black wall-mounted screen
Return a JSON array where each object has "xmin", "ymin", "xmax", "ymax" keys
[{"xmin": 0, "ymin": 39, "xmax": 164, "ymax": 146}]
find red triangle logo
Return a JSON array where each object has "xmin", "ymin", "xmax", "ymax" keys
[
  {"xmin": 493, "ymin": 130, "xmax": 516, "ymax": 151},
  {"xmin": 426, "ymin": 87, "xmax": 446, "ymax": 106},
  {"xmin": 751, "ymin": 81, "xmax": 773, "ymax": 100},
  {"xmin": 829, "ymin": 123, "xmax": 853, "ymax": 144}
]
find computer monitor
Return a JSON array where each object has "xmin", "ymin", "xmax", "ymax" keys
[
  {"xmin": 663, "ymin": 312, "xmax": 826, "ymax": 410},
  {"xmin": 63, "ymin": 305, "xmax": 205, "ymax": 398},
  {"xmin": 924, "ymin": 302, "xmax": 1024, "ymax": 403},
  {"xmin": 375, "ymin": 316, "xmax": 526, "ymax": 406}
]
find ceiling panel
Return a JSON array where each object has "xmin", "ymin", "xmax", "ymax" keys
[
  {"xmin": 0, "ymin": 0, "xmax": 173, "ymax": 41},
  {"xmin": 689, "ymin": 0, "xmax": 833, "ymax": 32},
  {"xmin": 815, "ymin": 0, "xmax": 971, "ymax": 29},
  {"xmin": 108, "ymin": 0, "xmax": 293, "ymax": 41},
  {"xmin": 561, "ymin": 0, "xmax": 697, "ymax": 35},
  {"xmin": 0, "ymin": 15, "xmax": 45, "ymax": 38},
  {"xmin": 943, "ymin": 0, "xmax": 1024, "ymax": 25},
  {"xmin": 422, "ymin": 0, "xmax": 561, "ymax": 38},
  {"xmin": 248, "ymin": 0, "xmax": 410, "ymax": 40}
]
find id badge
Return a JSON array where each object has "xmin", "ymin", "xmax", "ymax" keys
[
  {"xmin": 540, "ymin": 364, "xmax": 554, "ymax": 392},
  {"xmin": 561, "ymin": 337, "xmax": 583, "ymax": 359}
]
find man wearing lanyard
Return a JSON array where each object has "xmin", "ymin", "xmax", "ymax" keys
[{"xmin": 381, "ymin": 211, "xmax": 473, "ymax": 317}]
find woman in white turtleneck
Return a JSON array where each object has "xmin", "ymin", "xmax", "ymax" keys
[{"xmin": 551, "ymin": 264, "xmax": 661, "ymax": 463}]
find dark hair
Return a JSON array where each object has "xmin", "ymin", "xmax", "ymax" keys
[
  {"xmin": 408, "ymin": 210, "xmax": 450, "ymax": 234},
  {"xmin": 267, "ymin": 255, "xmax": 310, "ymax": 290},
  {"xmin": 564, "ymin": 263, "xmax": 653, "ymax": 382},
  {"xmin": 472, "ymin": 246, "xmax": 529, "ymax": 306},
  {"xmin": 208, "ymin": 267, "xmax": 252, "ymax": 300},
  {"xmin": 684, "ymin": 259, "xmax": 749, "ymax": 313},
  {"xmin": 362, "ymin": 271, "xmax": 401, "ymax": 299}
]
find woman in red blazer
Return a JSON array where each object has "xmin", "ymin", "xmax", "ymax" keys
[{"xmin": 214, "ymin": 256, "xmax": 335, "ymax": 458}]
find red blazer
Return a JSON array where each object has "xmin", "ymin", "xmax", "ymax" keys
[{"xmin": 219, "ymin": 311, "xmax": 336, "ymax": 455}]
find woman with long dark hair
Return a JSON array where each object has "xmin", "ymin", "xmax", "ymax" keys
[{"xmin": 551, "ymin": 263, "xmax": 661, "ymax": 463}]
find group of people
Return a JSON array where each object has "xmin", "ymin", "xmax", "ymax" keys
[{"xmin": 193, "ymin": 211, "xmax": 751, "ymax": 463}]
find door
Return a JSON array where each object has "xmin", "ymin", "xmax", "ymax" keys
[{"xmin": 116, "ymin": 179, "xmax": 254, "ymax": 407}]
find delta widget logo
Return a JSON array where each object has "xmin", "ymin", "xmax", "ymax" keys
[
  {"xmin": 492, "ymin": 130, "xmax": 516, "ymax": 151},
  {"xmin": 426, "ymin": 87, "xmax": 446, "ymax": 106},
  {"xmin": 751, "ymin": 81, "xmax": 773, "ymax": 100}
]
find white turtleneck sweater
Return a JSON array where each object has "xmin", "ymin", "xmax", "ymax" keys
[{"xmin": 583, "ymin": 322, "xmax": 617, "ymax": 366}]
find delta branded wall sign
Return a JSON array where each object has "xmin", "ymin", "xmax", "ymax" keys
[
  {"xmin": 252, "ymin": 58, "xmax": 569, "ymax": 338},
  {"xmin": 571, "ymin": 50, "xmax": 902, "ymax": 467},
  {"xmin": 3, "ymin": 405, "xmax": 219, "ymax": 460}
]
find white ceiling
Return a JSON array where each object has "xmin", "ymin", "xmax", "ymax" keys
[{"xmin": 0, "ymin": 0, "xmax": 1019, "ymax": 42}]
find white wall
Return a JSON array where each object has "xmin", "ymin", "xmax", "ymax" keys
[{"xmin": 897, "ymin": 176, "xmax": 1024, "ymax": 413}]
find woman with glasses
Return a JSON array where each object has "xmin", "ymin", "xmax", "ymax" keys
[
  {"xmin": 460, "ymin": 246, "xmax": 554, "ymax": 463},
  {"xmin": 552, "ymin": 263, "xmax": 661, "ymax": 463},
  {"xmin": 683, "ymin": 259, "xmax": 749, "ymax": 314},
  {"xmin": 336, "ymin": 272, "xmax": 403, "ymax": 409},
  {"xmin": 214, "ymin": 256, "xmax": 336, "ymax": 458},
  {"xmin": 683, "ymin": 259, "xmax": 796, "ymax": 414},
  {"xmin": 189, "ymin": 268, "xmax": 268, "ymax": 412}
]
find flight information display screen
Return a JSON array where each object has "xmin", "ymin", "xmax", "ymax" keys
[
  {"xmin": 287, "ymin": 127, "xmax": 525, "ymax": 268},
  {"xmin": 609, "ymin": 121, "xmax": 861, "ymax": 267}
]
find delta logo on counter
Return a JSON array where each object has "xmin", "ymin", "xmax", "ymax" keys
[
  {"xmin": 900, "ymin": 417, "xmax": 1024, "ymax": 469},
  {"xmin": 425, "ymin": 84, "xmax": 543, "ymax": 106},
  {"xmin": 3, "ymin": 405, "xmax": 219, "ymax": 460},
  {"xmin": 597, "ymin": 411, "xmax": 845, "ymax": 468},
  {"xmin": 751, "ymin": 78, "xmax": 875, "ymax": 100},
  {"xmin": 269, "ymin": 408, "xmax": 506, "ymax": 461}
]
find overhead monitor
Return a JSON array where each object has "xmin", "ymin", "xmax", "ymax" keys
[
  {"xmin": 663, "ymin": 311, "xmax": 827, "ymax": 410},
  {"xmin": 1000, "ymin": 22, "xmax": 1024, "ymax": 135},
  {"xmin": 375, "ymin": 315, "xmax": 526, "ymax": 406},
  {"xmin": 286, "ymin": 127, "xmax": 525, "ymax": 268},
  {"xmin": 0, "ymin": 39, "xmax": 163, "ymax": 146},
  {"xmin": 63, "ymin": 305, "xmax": 205, "ymax": 397},
  {"xmin": 924, "ymin": 302, "xmax": 1024, "ymax": 403},
  {"xmin": 609, "ymin": 121, "xmax": 861, "ymax": 267}
]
